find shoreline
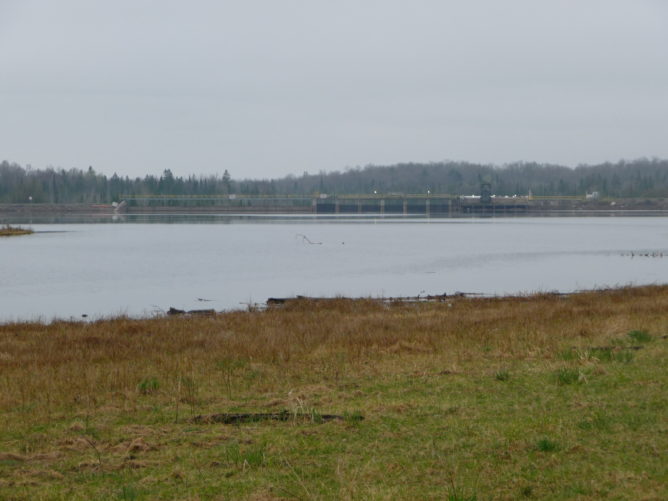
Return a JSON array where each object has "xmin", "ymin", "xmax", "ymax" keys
[{"xmin": 0, "ymin": 284, "xmax": 661, "ymax": 327}]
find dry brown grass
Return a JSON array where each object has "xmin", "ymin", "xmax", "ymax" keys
[
  {"xmin": 1, "ymin": 286, "xmax": 667, "ymax": 420},
  {"xmin": 0, "ymin": 225, "xmax": 33, "ymax": 237}
]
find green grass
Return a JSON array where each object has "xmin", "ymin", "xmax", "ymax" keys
[
  {"xmin": 535, "ymin": 438, "xmax": 559, "ymax": 452},
  {"xmin": 628, "ymin": 329, "xmax": 653, "ymax": 343},
  {"xmin": 555, "ymin": 367, "xmax": 581, "ymax": 385},
  {"xmin": 593, "ymin": 347, "xmax": 635, "ymax": 363},
  {"xmin": 136, "ymin": 377, "xmax": 160, "ymax": 395}
]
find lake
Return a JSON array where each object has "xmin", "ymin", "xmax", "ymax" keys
[{"xmin": 2, "ymin": 215, "xmax": 667, "ymax": 322}]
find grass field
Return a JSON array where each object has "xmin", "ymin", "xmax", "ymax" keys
[{"xmin": 1, "ymin": 286, "xmax": 666, "ymax": 500}]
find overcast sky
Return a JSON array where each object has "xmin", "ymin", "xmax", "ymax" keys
[{"xmin": 1, "ymin": 1, "xmax": 667, "ymax": 179}]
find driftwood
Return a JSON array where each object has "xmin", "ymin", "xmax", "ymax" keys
[
  {"xmin": 267, "ymin": 295, "xmax": 340, "ymax": 305},
  {"xmin": 190, "ymin": 410, "xmax": 356, "ymax": 424},
  {"xmin": 167, "ymin": 307, "xmax": 216, "ymax": 316},
  {"xmin": 267, "ymin": 293, "xmax": 466, "ymax": 306}
]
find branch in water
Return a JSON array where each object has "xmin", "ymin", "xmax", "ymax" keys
[{"xmin": 296, "ymin": 233, "xmax": 322, "ymax": 245}]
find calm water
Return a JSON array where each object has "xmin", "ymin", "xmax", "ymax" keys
[{"xmin": 2, "ymin": 215, "xmax": 668, "ymax": 322}]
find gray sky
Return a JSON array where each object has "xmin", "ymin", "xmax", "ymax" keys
[{"xmin": 1, "ymin": 0, "xmax": 667, "ymax": 179}]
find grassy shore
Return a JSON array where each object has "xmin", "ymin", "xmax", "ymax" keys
[
  {"xmin": 1, "ymin": 287, "xmax": 667, "ymax": 500},
  {"xmin": 0, "ymin": 225, "xmax": 33, "ymax": 237}
]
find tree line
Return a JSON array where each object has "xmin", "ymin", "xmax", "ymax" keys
[
  {"xmin": 0, "ymin": 163, "xmax": 233, "ymax": 203},
  {"xmin": 1, "ymin": 158, "xmax": 667, "ymax": 203}
]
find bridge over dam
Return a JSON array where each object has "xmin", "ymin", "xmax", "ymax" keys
[
  {"xmin": 118, "ymin": 193, "xmax": 529, "ymax": 215},
  {"xmin": 3, "ymin": 195, "xmax": 665, "ymax": 218},
  {"xmin": 115, "ymin": 194, "xmax": 633, "ymax": 216}
]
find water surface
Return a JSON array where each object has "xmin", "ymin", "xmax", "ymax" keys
[{"xmin": 2, "ymin": 216, "xmax": 667, "ymax": 322}]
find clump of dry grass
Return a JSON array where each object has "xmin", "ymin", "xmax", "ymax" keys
[{"xmin": 0, "ymin": 224, "xmax": 33, "ymax": 237}]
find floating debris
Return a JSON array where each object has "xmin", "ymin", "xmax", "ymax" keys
[
  {"xmin": 621, "ymin": 251, "xmax": 665, "ymax": 258},
  {"xmin": 296, "ymin": 233, "xmax": 322, "ymax": 245}
]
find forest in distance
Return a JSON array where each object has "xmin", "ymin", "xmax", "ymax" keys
[{"xmin": 1, "ymin": 158, "xmax": 668, "ymax": 204}]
